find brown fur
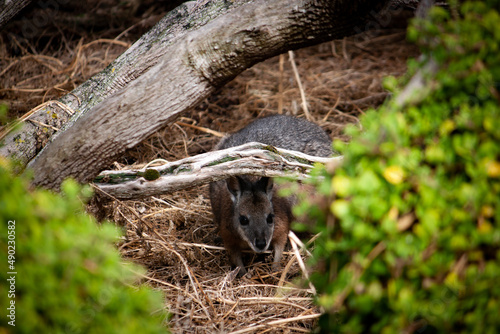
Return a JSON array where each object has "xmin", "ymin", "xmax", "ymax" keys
[
  {"xmin": 210, "ymin": 176, "xmax": 293, "ymax": 276},
  {"xmin": 209, "ymin": 115, "xmax": 332, "ymax": 276}
]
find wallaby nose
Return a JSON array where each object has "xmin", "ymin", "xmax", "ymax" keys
[{"xmin": 255, "ymin": 238, "xmax": 267, "ymax": 251}]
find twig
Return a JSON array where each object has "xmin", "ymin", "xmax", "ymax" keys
[
  {"xmin": 278, "ymin": 254, "xmax": 297, "ymax": 288},
  {"xmin": 228, "ymin": 313, "xmax": 321, "ymax": 334},
  {"xmin": 176, "ymin": 121, "xmax": 225, "ymax": 137},
  {"xmin": 216, "ymin": 296, "xmax": 311, "ymax": 311},
  {"xmin": 278, "ymin": 53, "xmax": 285, "ymax": 114},
  {"xmin": 289, "ymin": 231, "xmax": 316, "ymax": 295},
  {"xmin": 27, "ymin": 119, "xmax": 59, "ymax": 131},
  {"xmin": 82, "ymin": 38, "xmax": 131, "ymax": 50},
  {"xmin": 342, "ymin": 37, "xmax": 350, "ymax": 64},
  {"xmin": 288, "ymin": 50, "xmax": 311, "ymax": 121},
  {"xmin": 321, "ymin": 95, "xmax": 341, "ymax": 123},
  {"xmin": 144, "ymin": 159, "xmax": 170, "ymax": 168}
]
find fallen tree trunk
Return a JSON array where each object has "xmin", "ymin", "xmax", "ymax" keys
[
  {"xmin": 24, "ymin": 0, "xmax": 391, "ymax": 190},
  {"xmin": 94, "ymin": 142, "xmax": 343, "ymax": 200}
]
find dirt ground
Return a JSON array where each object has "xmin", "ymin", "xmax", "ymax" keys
[{"xmin": 0, "ymin": 1, "xmax": 420, "ymax": 333}]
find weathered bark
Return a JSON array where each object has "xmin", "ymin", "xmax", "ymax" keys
[
  {"xmin": 1, "ymin": 0, "xmax": 246, "ymax": 165},
  {"xmin": 94, "ymin": 142, "xmax": 343, "ymax": 200},
  {"xmin": 0, "ymin": 0, "xmax": 32, "ymax": 30},
  {"xmin": 18, "ymin": 0, "xmax": 392, "ymax": 190}
]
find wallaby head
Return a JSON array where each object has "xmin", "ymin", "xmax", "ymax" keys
[{"xmin": 226, "ymin": 175, "xmax": 275, "ymax": 253}]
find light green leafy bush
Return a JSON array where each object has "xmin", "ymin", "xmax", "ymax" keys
[
  {"xmin": 298, "ymin": 1, "xmax": 500, "ymax": 333},
  {"xmin": 0, "ymin": 159, "xmax": 168, "ymax": 333}
]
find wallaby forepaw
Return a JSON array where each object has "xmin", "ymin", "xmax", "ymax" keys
[{"xmin": 271, "ymin": 262, "xmax": 282, "ymax": 273}]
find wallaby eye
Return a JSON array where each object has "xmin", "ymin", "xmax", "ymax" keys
[
  {"xmin": 239, "ymin": 215, "xmax": 249, "ymax": 226},
  {"xmin": 266, "ymin": 214, "xmax": 274, "ymax": 225}
]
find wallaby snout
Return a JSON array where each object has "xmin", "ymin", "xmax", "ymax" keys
[{"xmin": 255, "ymin": 238, "xmax": 267, "ymax": 251}]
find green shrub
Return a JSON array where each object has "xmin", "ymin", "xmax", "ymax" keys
[
  {"xmin": 299, "ymin": 2, "xmax": 500, "ymax": 333},
  {"xmin": 0, "ymin": 159, "xmax": 168, "ymax": 333}
]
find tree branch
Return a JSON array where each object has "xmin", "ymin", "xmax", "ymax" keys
[
  {"xmin": 94, "ymin": 142, "xmax": 343, "ymax": 200},
  {"xmin": 23, "ymin": 0, "xmax": 388, "ymax": 190}
]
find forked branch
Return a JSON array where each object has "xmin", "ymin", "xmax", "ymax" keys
[{"xmin": 94, "ymin": 142, "xmax": 343, "ymax": 200}]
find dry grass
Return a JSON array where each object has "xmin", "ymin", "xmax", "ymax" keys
[{"xmin": 1, "ymin": 3, "xmax": 420, "ymax": 332}]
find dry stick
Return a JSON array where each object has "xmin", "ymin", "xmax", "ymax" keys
[
  {"xmin": 288, "ymin": 231, "xmax": 313, "ymax": 257},
  {"xmin": 228, "ymin": 283, "xmax": 313, "ymax": 293},
  {"xmin": 228, "ymin": 313, "xmax": 321, "ymax": 334},
  {"xmin": 235, "ymin": 296, "xmax": 312, "ymax": 303},
  {"xmin": 21, "ymin": 54, "xmax": 63, "ymax": 73},
  {"xmin": 278, "ymin": 53, "xmax": 285, "ymax": 114},
  {"xmin": 278, "ymin": 254, "xmax": 297, "ymax": 289},
  {"xmin": 342, "ymin": 37, "xmax": 350, "ymax": 64},
  {"xmin": 137, "ymin": 205, "xmax": 218, "ymax": 320},
  {"xmin": 216, "ymin": 297, "xmax": 311, "ymax": 312},
  {"xmin": 94, "ymin": 142, "xmax": 342, "ymax": 200},
  {"xmin": 288, "ymin": 231, "xmax": 316, "ymax": 295},
  {"xmin": 151, "ymin": 196, "xmax": 204, "ymax": 217},
  {"xmin": 26, "ymin": 119, "xmax": 59, "ymax": 131},
  {"xmin": 140, "ymin": 207, "xmax": 188, "ymax": 219},
  {"xmin": 176, "ymin": 241, "xmax": 225, "ymax": 251},
  {"xmin": 342, "ymin": 92, "xmax": 388, "ymax": 107},
  {"xmin": 0, "ymin": 59, "xmax": 20, "ymax": 77},
  {"xmin": 288, "ymin": 50, "xmax": 311, "ymax": 121},
  {"xmin": 0, "ymin": 87, "xmax": 46, "ymax": 93},
  {"xmin": 68, "ymin": 38, "xmax": 84, "ymax": 79},
  {"xmin": 321, "ymin": 95, "xmax": 341, "ymax": 123},
  {"xmin": 221, "ymin": 300, "xmax": 240, "ymax": 320},
  {"xmin": 334, "ymin": 107, "xmax": 361, "ymax": 124},
  {"xmin": 137, "ymin": 215, "xmax": 218, "ymax": 320},
  {"xmin": 134, "ymin": 270, "xmax": 195, "ymax": 296},
  {"xmin": 306, "ymin": 232, "xmax": 322, "ymax": 247},
  {"xmin": 176, "ymin": 121, "xmax": 225, "ymax": 137},
  {"xmin": 81, "ymin": 38, "xmax": 131, "ymax": 50},
  {"xmin": 144, "ymin": 159, "xmax": 170, "ymax": 168},
  {"xmin": 135, "ymin": 271, "xmax": 212, "ymax": 322}
]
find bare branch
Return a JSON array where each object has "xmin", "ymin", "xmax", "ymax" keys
[{"xmin": 94, "ymin": 142, "xmax": 343, "ymax": 200}]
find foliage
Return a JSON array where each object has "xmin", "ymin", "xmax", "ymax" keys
[
  {"xmin": 299, "ymin": 2, "xmax": 500, "ymax": 333},
  {"xmin": 0, "ymin": 159, "xmax": 168, "ymax": 334}
]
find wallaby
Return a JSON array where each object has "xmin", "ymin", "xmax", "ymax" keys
[{"xmin": 209, "ymin": 115, "xmax": 332, "ymax": 276}]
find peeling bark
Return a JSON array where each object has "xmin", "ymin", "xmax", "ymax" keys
[{"xmin": 94, "ymin": 142, "xmax": 343, "ymax": 200}]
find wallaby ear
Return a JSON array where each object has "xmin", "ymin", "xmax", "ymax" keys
[
  {"xmin": 226, "ymin": 176, "xmax": 242, "ymax": 203},
  {"xmin": 256, "ymin": 177, "xmax": 274, "ymax": 197}
]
